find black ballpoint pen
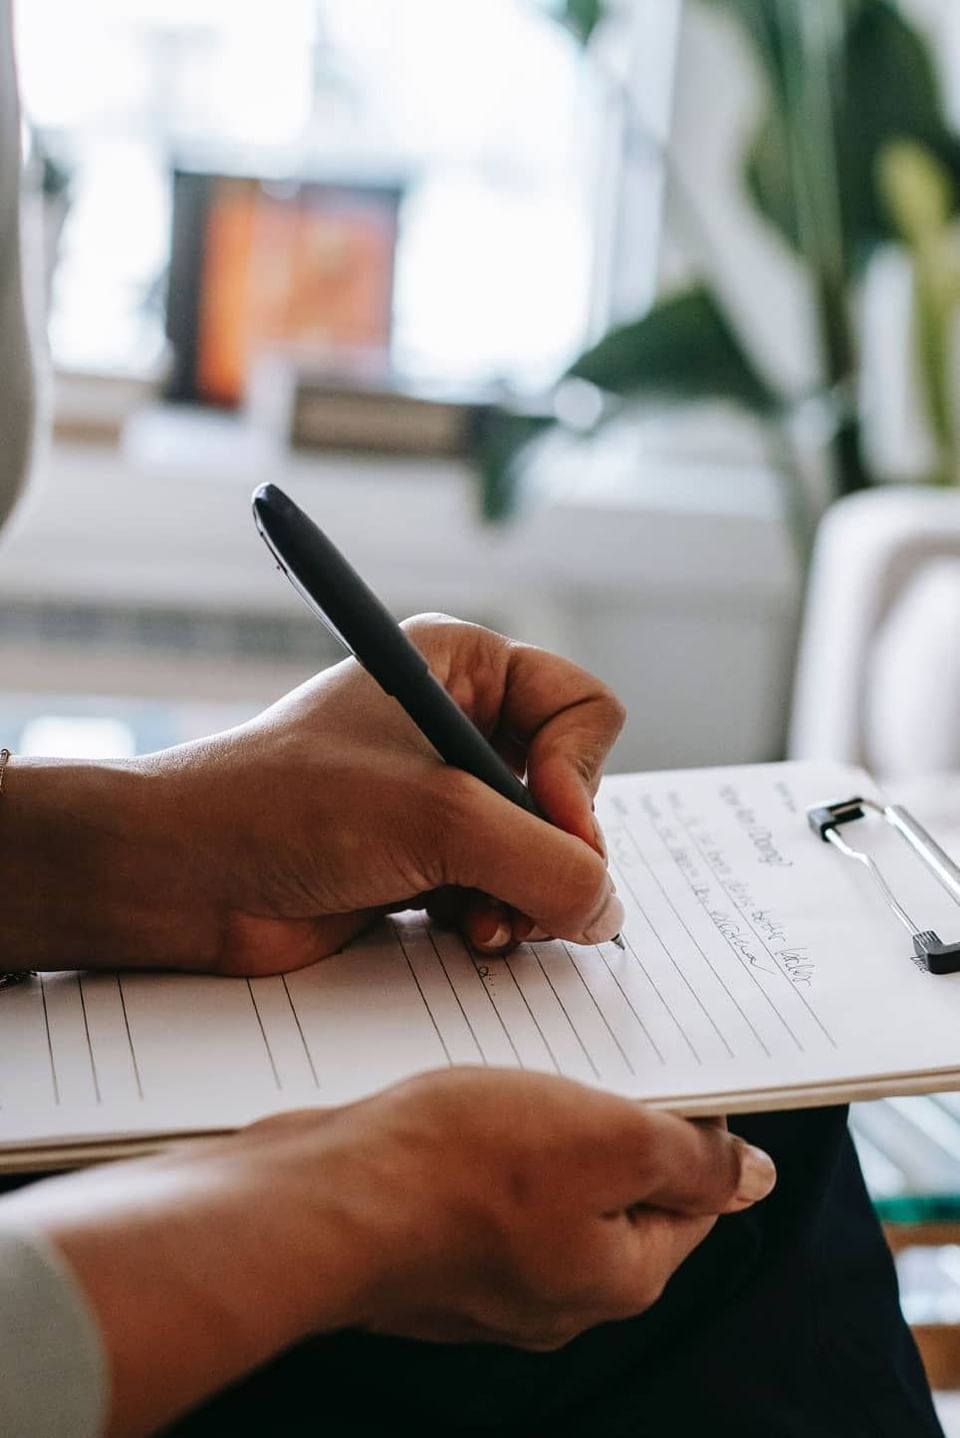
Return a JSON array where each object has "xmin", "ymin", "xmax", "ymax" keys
[{"xmin": 251, "ymin": 483, "xmax": 624, "ymax": 947}]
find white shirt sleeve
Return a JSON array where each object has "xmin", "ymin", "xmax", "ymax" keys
[
  {"xmin": 0, "ymin": 0, "xmax": 38, "ymax": 531},
  {"xmin": 0, "ymin": 1228, "xmax": 107, "ymax": 1438}
]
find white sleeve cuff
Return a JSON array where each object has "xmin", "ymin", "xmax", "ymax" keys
[{"xmin": 0, "ymin": 1227, "xmax": 107, "ymax": 1438}]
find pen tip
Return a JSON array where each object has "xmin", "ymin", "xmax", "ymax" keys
[{"xmin": 612, "ymin": 933, "xmax": 625, "ymax": 950}]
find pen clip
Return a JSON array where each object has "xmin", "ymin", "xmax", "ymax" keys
[{"xmin": 254, "ymin": 512, "xmax": 355, "ymax": 656}]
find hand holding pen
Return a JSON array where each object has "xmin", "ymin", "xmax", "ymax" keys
[{"xmin": 251, "ymin": 484, "xmax": 626, "ymax": 956}]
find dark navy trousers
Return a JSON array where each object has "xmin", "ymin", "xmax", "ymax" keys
[{"xmin": 165, "ymin": 1107, "xmax": 944, "ymax": 1437}]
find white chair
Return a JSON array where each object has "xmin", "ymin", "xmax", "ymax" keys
[{"xmin": 790, "ymin": 486, "xmax": 960, "ymax": 792}]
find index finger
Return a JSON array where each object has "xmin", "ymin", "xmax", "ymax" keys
[{"xmin": 500, "ymin": 641, "xmax": 626, "ymax": 848}]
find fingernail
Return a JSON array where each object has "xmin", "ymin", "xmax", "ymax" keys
[
  {"xmin": 591, "ymin": 817, "xmax": 608, "ymax": 861},
  {"xmin": 474, "ymin": 917, "xmax": 512, "ymax": 950},
  {"xmin": 582, "ymin": 893, "xmax": 626, "ymax": 945},
  {"xmin": 735, "ymin": 1144, "xmax": 777, "ymax": 1204},
  {"xmin": 512, "ymin": 914, "xmax": 535, "ymax": 943}
]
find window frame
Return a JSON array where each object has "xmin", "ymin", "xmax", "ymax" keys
[{"xmin": 589, "ymin": 0, "xmax": 683, "ymax": 336}]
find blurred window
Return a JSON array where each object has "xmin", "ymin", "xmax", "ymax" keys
[
  {"xmin": 16, "ymin": 0, "xmax": 677, "ymax": 390},
  {"xmin": 19, "ymin": 715, "xmax": 137, "ymax": 759}
]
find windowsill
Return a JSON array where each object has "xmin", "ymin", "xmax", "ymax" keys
[{"xmin": 10, "ymin": 399, "xmax": 800, "ymax": 609}]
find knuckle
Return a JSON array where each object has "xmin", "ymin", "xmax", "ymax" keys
[
  {"xmin": 627, "ymin": 1116, "xmax": 685, "ymax": 1193},
  {"xmin": 389, "ymin": 1065, "xmax": 484, "ymax": 1123},
  {"xmin": 554, "ymin": 847, "xmax": 606, "ymax": 917},
  {"xmin": 605, "ymin": 689, "xmax": 628, "ymax": 734},
  {"xmin": 401, "ymin": 612, "xmax": 464, "ymax": 650},
  {"xmin": 402, "ymin": 610, "xmax": 457, "ymax": 631},
  {"xmin": 633, "ymin": 1274, "xmax": 667, "ymax": 1312},
  {"xmin": 241, "ymin": 1108, "xmax": 315, "ymax": 1142},
  {"xmin": 691, "ymin": 1125, "xmax": 742, "ymax": 1206},
  {"xmin": 623, "ymin": 1108, "xmax": 657, "ymax": 1162}
]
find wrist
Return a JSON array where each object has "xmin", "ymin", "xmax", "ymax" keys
[
  {"xmin": 0, "ymin": 757, "xmax": 221, "ymax": 971},
  {"xmin": 1, "ymin": 1146, "xmax": 333, "ymax": 1438},
  {"xmin": 216, "ymin": 1141, "xmax": 385, "ymax": 1337},
  {"xmin": 231, "ymin": 1106, "xmax": 468, "ymax": 1339}
]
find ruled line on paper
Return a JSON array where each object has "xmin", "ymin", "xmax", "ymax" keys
[
  {"xmin": 502, "ymin": 957, "xmax": 561, "ymax": 1074},
  {"xmin": 559, "ymin": 942, "xmax": 635, "ymax": 1077},
  {"xmin": 38, "ymin": 975, "xmax": 59, "ymax": 1106},
  {"xmin": 620, "ymin": 824, "xmax": 764, "ymax": 1059},
  {"xmin": 636, "ymin": 803, "xmax": 803, "ymax": 1054},
  {"xmin": 392, "ymin": 926, "xmax": 453, "ymax": 1067},
  {"xmin": 281, "ymin": 976, "xmax": 320, "ymax": 1089},
  {"xmin": 76, "ymin": 976, "xmax": 102, "ymax": 1105},
  {"xmin": 619, "ymin": 925, "xmax": 706, "ymax": 1064},
  {"xmin": 425, "ymin": 929, "xmax": 486, "ymax": 1063},
  {"xmin": 669, "ymin": 800, "xmax": 838, "ymax": 1051},
  {"xmin": 530, "ymin": 947, "xmax": 601, "ymax": 1081},
  {"xmin": 595, "ymin": 942, "xmax": 666, "ymax": 1066},
  {"xmin": 117, "ymin": 976, "xmax": 144, "ymax": 1100},
  {"xmin": 246, "ymin": 981, "xmax": 282, "ymax": 1091},
  {"xmin": 467, "ymin": 952, "xmax": 525, "ymax": 1068}
]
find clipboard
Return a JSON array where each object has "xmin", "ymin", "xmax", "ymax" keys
[{"xmin": 7, "ymin": 759, "xmax": 960, "ymax": 1173}]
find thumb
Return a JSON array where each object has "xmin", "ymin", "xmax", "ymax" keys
[
  {"xmin": 622, "ymin": 1108, "xmax": 777, "ymax": 1217},
  {"xmin": 434, "ymin": 773, "xmax": 624, "ymax": 944}
]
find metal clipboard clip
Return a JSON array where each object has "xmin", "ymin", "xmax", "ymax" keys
[{"xmin": 808, "ymin": 797, "xmax": 960, "ymax": 975}]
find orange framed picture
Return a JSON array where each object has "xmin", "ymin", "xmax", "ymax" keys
[{"xmin": 167, "ymin": 172, "xmax": 402, "ymax": 407}]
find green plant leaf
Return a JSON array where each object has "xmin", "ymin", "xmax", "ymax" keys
[
  {"xmin": 842, "ymin": 2, "xmax": 960, "ymax": 254},
  {"xmin": 472, "ymin": 290, "xmax": 783, "ymax": 523},
  {"xmin": 472, "ymin": 408, "xmax": 553, "ymax": 522},
  {"xmin": 880, "ymin": 141, "xmax": 960, "ymax": 482},
  {"xmin": 881, "ymin": 140, "xmax": 954, "ymax": 248},
  {"xmin": 566, "ymin": 286, "xmax": 782, "ymax": 415},
  {"xmin": 560, "ymin": 0, "xmax": 605, "ymax": 45},
  {"xmin": 731, "ymin": 0, "xmax": 960, "ymax": 270},
  {"xmin": 700, "ymin": 0, "xmax": 871, "ymax": 104}
]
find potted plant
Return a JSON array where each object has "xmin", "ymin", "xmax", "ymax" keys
[{"xmin": 477, "ymin": 0, "xmax": 960, "ymax": 560}]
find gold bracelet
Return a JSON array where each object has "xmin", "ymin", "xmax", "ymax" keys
[{"xmin": 0, "ymin": 750, "xmax": 32, "ymax": 991}]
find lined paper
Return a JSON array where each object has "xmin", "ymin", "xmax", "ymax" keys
[{"xmin": 5, "ymin": 760, "xmax": 960, "ymax": 1159}]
